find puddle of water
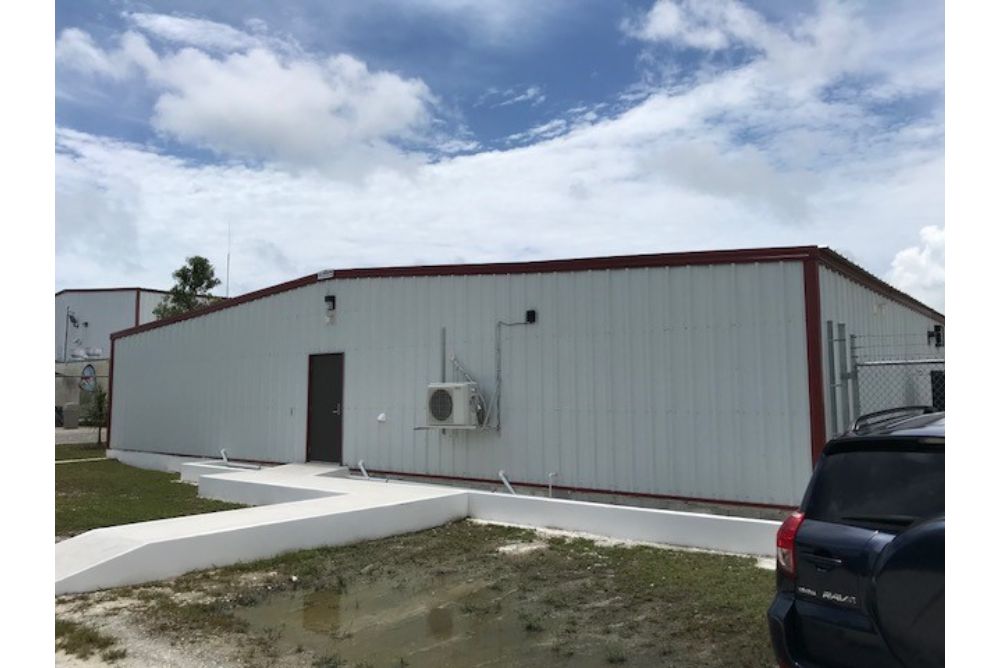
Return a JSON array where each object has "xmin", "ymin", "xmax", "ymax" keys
[{"xmin": 236, "ymin": 575, "xmax": 612, "ymax": 667}]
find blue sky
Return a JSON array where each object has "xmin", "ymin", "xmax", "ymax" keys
[{"xmin": 55, "ymin": 0, "xmax": 945, "ymax": 308}]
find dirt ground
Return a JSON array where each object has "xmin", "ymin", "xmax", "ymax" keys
[{"xmin": 56, "ymin": 520, "xmax": 776, "ymax": 667}]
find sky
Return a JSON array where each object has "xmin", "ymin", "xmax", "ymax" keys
[{"xmin": 54, "ymin": 0, "xmax": 945, "ymax": 310}]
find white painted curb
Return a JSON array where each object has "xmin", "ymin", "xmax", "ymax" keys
[{"xmin": 467, "ymin": 492, "xmax": 779, "ymax": 557}]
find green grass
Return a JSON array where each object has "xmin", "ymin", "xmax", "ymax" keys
[
  {"xmin": 56, "ymin": 459, "xmax": 246, "ymax": 537},
  {"xmin": 56, "ymin": 443, "xmax": 108, "ymax": 460},
  {"xmin": 55, "ymin": 618, "xmax": 126, "ymax": 662}
]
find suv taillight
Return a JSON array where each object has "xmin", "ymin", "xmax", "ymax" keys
[{"xmin": 776, "ymin": 511, "xmax": 805, "ymax": 576}]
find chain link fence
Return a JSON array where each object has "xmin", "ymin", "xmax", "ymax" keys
[{"xmin": 826, "ymin": 325, "xmax": 944, "ymax": 435}]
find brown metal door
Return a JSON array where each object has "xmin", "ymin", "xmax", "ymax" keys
[{"xmin": 307, "ymin": 353, "xmax": 344, "ymax": 463}]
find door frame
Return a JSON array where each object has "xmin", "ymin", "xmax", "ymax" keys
[{"xmin": 305, "ymin": 352, "xmax": 345, "ymax": 463}]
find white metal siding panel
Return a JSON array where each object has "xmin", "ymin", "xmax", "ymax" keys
[
  {"xmin": 138, "ymin": 291, "xmax": 166, "ymax": 325},
  {"xmin": 56, "ymin": 291, "xmax": 136, "ymax": 361},
  {"xmin": 112, "ymin": 261, "xmax": 813, "ymax": 505},
  {"xmin": 818, "ymin": 265, "xmax": 945, "ymax": 436}
]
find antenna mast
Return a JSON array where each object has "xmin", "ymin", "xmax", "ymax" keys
[{"xmin": 226, "ymin": 220, "xmax": 231, "ymax": 298}]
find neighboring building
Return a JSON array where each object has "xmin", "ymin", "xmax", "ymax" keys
[
  {"xmin": 107, "ymin": 247, "xmax": 944, "ymax": 509},
  {"xmin": 56, "ymin": 288, "xmax": 168, "ymax": 362}
]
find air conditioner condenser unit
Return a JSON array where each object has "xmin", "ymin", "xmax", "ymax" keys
[{"xmin": 426, "ymin": 382, "xmax": 480, "ymax": 428}]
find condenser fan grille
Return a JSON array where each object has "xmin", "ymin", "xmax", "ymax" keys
[{"xmin": 429, "ymin": 389, "xmax": 454, "ymax": 421}]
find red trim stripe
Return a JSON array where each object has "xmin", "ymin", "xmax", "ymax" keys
[
  {"xmin": 109, "ymin": 246, "xmax": 816, "ymax": 341},
  {"xmin": 112, "ymin": 274, "xmax": 317, "ymax": 340},
  {"xmin": 333, "ymin": 246, "xmax": 816, "ymax": 279},
  {"xmin": 803, "ymin": 255, "xmax": 827, "ymax": 464},
  {"xmin": 355, "ymin": 468, "xmax": 796, "ymax": 511},
  {"xmin": 815, "ymin": 251, "xmax": 943, "ymax": 323},
  {"xmin": 108, "ymin": 245, "xmax": 942, "ymax": 345},
  {"xmin": 106, "ymin": 337, "xmax": 115, "ymax": 446}
]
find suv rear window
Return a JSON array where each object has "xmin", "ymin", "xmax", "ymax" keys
[{"xmin": 804, "ymin": 447, "xmax": 944, "ymax": 530}]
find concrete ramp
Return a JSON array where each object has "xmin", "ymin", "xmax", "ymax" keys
[
  {"xmin": 56, "ymin": 480, "xmax": 467, "ymax": 595},
  {"xmin": 57, "ymin": 461, "xmax": 779, "ymax": 596},
  {"xmin": 195, "ymin": 463, "xmax": 358, "ymax": 505}
]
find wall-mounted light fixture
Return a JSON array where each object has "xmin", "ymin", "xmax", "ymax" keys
[
  {"xmin": 927, "ymin": 324, "xmax": 943, "ymax": 348},
  {"xmin": 324, "ymin": 295, "xmax": 336, "ymax": 323}
]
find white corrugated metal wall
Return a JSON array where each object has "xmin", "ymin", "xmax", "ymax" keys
[
  {"xmin": 56, "ymin": 291, "xmax": 136, "ymax": 361},
  {"xmin": 818, "ymin": 265, "xmax": 945, "ymax": 436},
  {"xmin": 138, "ymin": 290, "xmax": 167, "ymax": 324},
  {"xmin": 112, "ymin": 261, "xmax": 813, "ymax": 505}
]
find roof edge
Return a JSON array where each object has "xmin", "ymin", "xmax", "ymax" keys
[
  {"xmin": 111, "ymin": 245, "xmax": 820, "ymax": 341},
  {"xmin": 109, "ymin": 244, "xmax": 943, "ymax": 341},
  {"xmin": 112, "ymin": 274, "xmax": 319, "ymax": 341},
  {"xmin": 56, "ymin": 287, "xmax": 171, "ymax": 296},
  {"xmin": 813, "ymin": 248, "xmax": 944, "ymax": 323}
]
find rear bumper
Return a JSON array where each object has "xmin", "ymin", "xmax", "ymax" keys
[
  {"xmin": 768, "ymin": 592, "xmax": 904, "ymax": 668},
  {"xmin": 768, "ymin": 592, "xmax": 805, "ymax": 667}
]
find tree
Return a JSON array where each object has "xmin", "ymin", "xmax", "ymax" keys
[
  {"xmin": 82, "ymin": 385, "xmax": 108, "ymax": 447},
  {"xmin": 154, "ymin": 256, "xmax": 223, "ymax": 320}
]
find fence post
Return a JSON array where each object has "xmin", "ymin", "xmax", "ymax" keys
[
  {"xmin": 849, "ymin": 334, "xmax": 861, "ymax": 420},
  {"xmin": 837, "ymin": 323, "xmax": 850, "ymax": 433},
  {"xmin": 826, "ymin": 320, "xmax": 838, "ymax": 435}
]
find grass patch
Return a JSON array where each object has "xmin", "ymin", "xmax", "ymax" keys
[
  {"xmin": 55, "ymin": 618, "xmax": 125, "ymax": 662},
  {"xmin": 56, "ymin": 459, "xmax": 245, "ymax": 537},
  {"xmin": 56, "ymin": 443, "xmax": 107, "ymax": 461}
]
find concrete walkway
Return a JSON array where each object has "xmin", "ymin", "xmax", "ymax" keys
[
  {"xmin": 57, "ymin": 465, "xmax": 467, "ymax": 595},
  {"xmin": 56, "ymin": 461, "xmax": 780, "ymax": 595}
]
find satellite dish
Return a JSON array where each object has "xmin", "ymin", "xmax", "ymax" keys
[{"xmin": 79, "ymin": 364, "xmax": 98, "ymax": 392}]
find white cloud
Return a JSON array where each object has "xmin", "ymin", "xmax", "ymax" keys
[
  {"xmin": 148, "ymin": 50, "xmax": 434, "ymax": 170},
  {"xmin": 886, "ymin": 226, "xmax": 945, "ymax": 311},
  {"xmin": 623, "ymin": 0, "xmax": 786, "ymax": 53},
  {"xmin": 476, "ymin": 85, "xmax": 546, "ymax": 109},
  {"xmin": 405, "ymin": 0, "xmax": 568, "ymax": 43},
  {"xmin": 506, "ymin": 118, "xmax": 568, "ymax": 144},
  {"xmin": 126, "ymin": 13, "xmax": 263, "ymax": 52},
  {"xmin": 55, "ymin": 28, "xmax": 157, "ymax": 81},
  {"xmin": 55, "ymin": 2, "xmax": 943, "ymax": 307},
  {"xmin": 495, "ymin": 85, "xmax": 545, "ymax": 107},
  {"xmin": 56, "ymin": 23, "xmax": 437, "ymax": 173}
]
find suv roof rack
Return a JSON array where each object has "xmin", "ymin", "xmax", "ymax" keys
[{"xmin": 850, "ymin": 406, "xmax": 936, "ymax": 434}]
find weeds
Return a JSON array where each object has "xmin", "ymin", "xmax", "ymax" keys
[
  {"xmin": 55, "ymin": 618, "xmax": 123, "ymax": 661},
  {"xmin": 59, "ymin": 520, "xmax": 775, "ymax": 666}
]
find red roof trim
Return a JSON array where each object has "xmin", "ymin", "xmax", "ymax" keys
[
  {"xmin": 56, "ymin": 287, "xmax": 170, "ymax": 296},
  {"xmin": 812, "ymin": 249, "xmax": 944, "ymax": 323},
  {"xmin": 112, "ymin": 274, "xmax": 318, "ymax": 340},
  {"xmin": 331, "ymin": 246, "xmax": 817, "ymax": 279},
  {"xmin": 109, "ymin": 245, "xmax": 942, "ymax": 341},
  {"xmin": 802, "ymin": 257, "xmax": 827, "ymax": 464}
]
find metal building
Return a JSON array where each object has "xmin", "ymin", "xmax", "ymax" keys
[
  {"xmin": 107, "ymin": 247, "xmax": 944, "ymax": 508},
  {"xmin": 56, "ymin": 288, "xmax": 168, "ymax": 361}
]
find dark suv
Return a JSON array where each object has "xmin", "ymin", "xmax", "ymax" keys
[{"xmin": 767, "ymin": 408, "xmax": 944, "ymax": 668}]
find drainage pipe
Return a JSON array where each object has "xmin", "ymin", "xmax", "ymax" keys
[
  {"xmin": 498, "ymin": 470, "xmax": 517, "ymax": 495},
  {"xmin": 358, "ymin": 460, "xmax": 371, "ymax": 480},
  {"xmin": 441, "ymin": 327, "xmax": 447, "ymax": 383}
]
